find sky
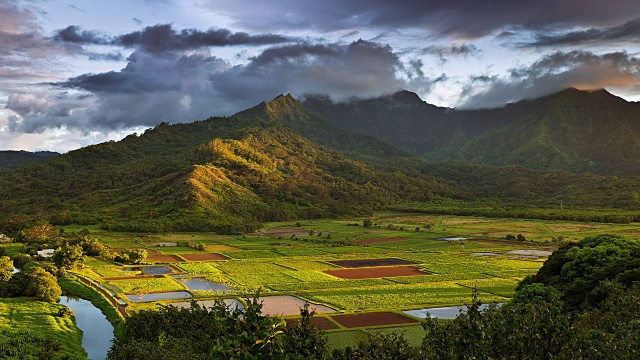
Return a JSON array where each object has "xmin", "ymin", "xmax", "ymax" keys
[{"xmin": 1, "ymin": 0, "xmax": 640, "ymax": 152}]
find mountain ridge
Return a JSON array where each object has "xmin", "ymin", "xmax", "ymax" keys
[{"xmin": 303, "ymin": 88, "xmax": 640, "ymax": 175}]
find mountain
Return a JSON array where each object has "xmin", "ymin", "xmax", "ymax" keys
[
  {"xmin": 0, "ymin": 95, "xmax": 458, "ymax": 233},
  {"xmin": 0, "ymin": 151, "xmax": 59, "ymax": 169},
  {"xmin": 304, "ymin": 88, "xmax": 640, "ymax": 175},
  {"xmin": 2, "ymin": 94, "xmax": 640, "ymax": 233}
]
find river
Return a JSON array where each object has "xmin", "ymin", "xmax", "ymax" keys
[{"xmin": 60, "ymin": 296, "xmax": 114, "ymax": 360}]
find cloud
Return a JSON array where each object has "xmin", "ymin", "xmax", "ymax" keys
[
  {"xmin": 202, "ymin": 0, "xmax": 640, "ymax": 38},
  {"xmin": 53, "ymin": 25, "xmax": 109, "ymax": 44},
  {"xmin": 420, "ymin": 44, "xmax": 480, "ymax": 63},
  {"xmin": 521, "ymin": 17, "xmax": 640, "ymax": 48},
  {"xmin": 11, "ymin": 40, "xmax": 438, "ymax": 133},
  {"xmin": 53, "ymin": 24, "xmax": 295, "ymax": 53},
  {"xmin": 459, "ymin": 50, "xmax": 640, "ymax": 108}
]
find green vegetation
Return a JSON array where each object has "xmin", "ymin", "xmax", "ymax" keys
[
  {"xmin": 107, "ymin": 296, "xmax": 326, "ymax": 360},
  {"xmin": 306, "ymin": 88, "xmax": 640, "ymax": 176},
  {"xmin": 0, "ymin": 297, "xmax": 86, "ymax": 359},
  {"xmin": 0, "ymin": 150, "xmax": 58, "ymax": 170}
]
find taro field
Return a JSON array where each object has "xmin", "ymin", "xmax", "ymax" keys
[{"xmin": 53, "ymin": 213, "xmax": 640, "ymax": 346}]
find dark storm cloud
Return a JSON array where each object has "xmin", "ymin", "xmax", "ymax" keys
[
  {"xmin": 12, "ymin": 40, "xmax": 437, "ymax": 133},
  {"xmin": 53, "ymin": 24, "xmax": 295, "ymax": 53},
  {"xmin": 203, "ymin": 0, "xmax": 640, "ymax": 38},
  {"xmin": 521, "ymin": 17, "xmax": 640, "ymax": 48},
  {"xmin": 460, "ymin": 51, "xmax": 640, "ymax": 108}
]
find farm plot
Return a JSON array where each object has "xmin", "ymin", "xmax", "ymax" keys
[
  {"xmin": 180, "ymin": 253, "xmax": 229, "ymax": 261},
  {"xmin": 146, "ymin": 254, "xmax": 184, "ymax": 263},
  {"xmin": 258, "ymin": 295, "xmax": 335, "ymax": 316},
  {"xmin": 457, "ymin": 278, "xmax": 520, "ymax": 297},
  {"xmin": 324, "ymin": 266, "xmax": 429, "ymax": 279},
  {"xmin": 328, "ymin": 258, "xmax": 418, "ymax": 268},
  {"xmin": 307, "ymin": 282, "xmax": 508, "ymax": 310},
  {"xmin": 268, "ymin": 278, "xmax": 394, "ymax": 292},
  {"xmin": 353, "ymin": 237, "xmax": 409, "ymax": 245},
  {"xmin": 285, "ymin": 317, "xmax": 338, "ymax": 330},
  {"xmin": 276, "ymin": 260, "xmax": 338, "ymax": 271},
  {"xmin": 331, "ymin": 312, "xmax": 419, "ymax": 328},
  {"xmin": 149, "ymin": 246, "xmax": 201, "ymax": 254},
  {"xmin": 92, "ymin": 266, "xmax": 140, "ymax": 278},
  {"xmin": 176, "ymin": 263, "xmax": 222, "ymax": 274},
  {"xmin": 227, "ymin": 272, "xmax": 301, "ymax": 286},
  {"xmin": 108, "ymin": 277, "xmax": 185, "ymax": 293},
  {"xmin": 222, "ymin": 250, "xmax": 282, "ymax": 259},
  {"xmin": 216, "ymin": 261, "xmax": 288, "ymax": 274},
  {"xmin": 205, "ymin": 244, "xmax": 242, "ymax": 252}
]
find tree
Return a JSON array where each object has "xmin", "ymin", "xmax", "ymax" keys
[
  {"xmin": 363, "ymin": 219, "xmax": 372, "ymax": 228},
  {"xmin": 531, "ymin": 234, "xmax": 640, "ymax": 308},
  {"xmin": 116, "ymin": 249, "xmax": 148, "ymax": 264},
  {"xmin": 0, "ymin": 256, "xmax": 13, "ymax": 282},
  {"xmin": 20, "ymin": 222, "xmax": 56, "ymax": 244},
  {"xmin": 23, "ymin": 267, "xmax": 62, "ymax": 303},
  {"xmin": 516, "ymin": 234, "xmax": 526, "ymax": 242},
  {"xmin": 11, "ymin": 253, "xmax": 32, "ymax": 269},
  {"xmin": 108, "ymin": 293, "xmax": 327, "ymax": 359},
  {"xmin": 53, "ymin": 242, "xmax": 85, "ymax": 270}
]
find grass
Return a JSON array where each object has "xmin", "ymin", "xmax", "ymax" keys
[{"xmin": 0, "ymin": 297, "xmax": 86, "ymax": 359}]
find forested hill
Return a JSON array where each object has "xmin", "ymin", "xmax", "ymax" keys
[
  {"xmin": 2, "ymin": 94, "xmax": 640, "ymax": 232},
  {"xmin": 0, "ymin": 151, "xmax": 59, "ymax": 169},
  {"xmin": 304, "ymin": 88, "xmax": 640, "ymax": 176},
  {"xmin": 0, "ymin": 95, "xmax": 459, "ymax": 233}
]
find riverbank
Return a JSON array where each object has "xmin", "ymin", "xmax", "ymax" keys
[
  {"xmin": 0, "ymin": 297, "xmax": 86, "ymax": 359},
  {"xmin": 59, "ymin": 275, "xmax": 124, "ymax": 337}
]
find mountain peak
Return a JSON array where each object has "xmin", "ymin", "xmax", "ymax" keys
[
  {"xmin": 234, "ymin": 93, "xmax": 307, "ymax": 122},
  {"xmin": 390, "ymin": 90, "xmax": 424, "ymax": 105},
  {"xmin": 262, "ymin": 93, "xmax": 307, "ymax": 121}
]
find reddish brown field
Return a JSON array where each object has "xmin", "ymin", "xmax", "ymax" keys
[
  {"xmin": 146, "ymin": 254, "xmax": 184, "ymax": 262},
  {"xmin": 285, "ymin": 317, "xmax": 339, "ymax": 330},
  {"xmin": 353, "ymin": 237, "xmax": 408, "ymax": 245},
  {"xmin": 324, "ymin": 266, "xmax": 428, "ymax": 279},
  {"xmin": 331, "ymin": 312, "xmax": 419, "ymax": 328},
  {"xmin": 328, "ymin": 258, "xmax": 418, "ymax": 268},
  {"xmin": 180, "ymin": 253, "xmax": 229, "ymax": 261}
]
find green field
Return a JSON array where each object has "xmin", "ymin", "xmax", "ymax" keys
[{"xmin": 5, "ymin": 213, "xmax": 640, "ymax": 353}]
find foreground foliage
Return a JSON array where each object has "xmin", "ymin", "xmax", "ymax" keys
[{"xmin": 108, "ymin": 295, "xmax": 326, "ymax": 360}]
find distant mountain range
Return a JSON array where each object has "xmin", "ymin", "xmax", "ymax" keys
[
  {"xmin": 304, "ymin": 88, "xmax": 640, "ymax": 176},
  {"xmin": 0, "ymin": 151, "xmax": 59, "ymax": 169},
  {"xmin": 1, "ymin": 91, "xmax": 639, "ymax": 232}
]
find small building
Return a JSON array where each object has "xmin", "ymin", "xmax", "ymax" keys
[
  {"xmin": 0, "ymin": 234, "xmax": 10, "ymax": 243},
  {"xmin": 37, "ymin": 249, "xmax": 55, "ymax": 258}
]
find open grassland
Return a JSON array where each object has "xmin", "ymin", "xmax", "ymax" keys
[{"xmin": 0, "ymin": 297, "xmax": 86, "ymax": 359}]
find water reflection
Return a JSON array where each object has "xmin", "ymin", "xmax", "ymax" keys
[{"xmin": 60, "ymin": 296, "xmax": 114, "ymax": 360}]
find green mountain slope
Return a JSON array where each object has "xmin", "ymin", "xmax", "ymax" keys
[
  {"xmin": 0, "ymin": 95, "xmax": 457, "ymax": 232},
  {"xmin": 0, "ymin": 151, "xmax": 59, "ymax": 169},
  {"xmin": 304, "ymin": 88, "xmax": 640, "ymax": 175}
]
